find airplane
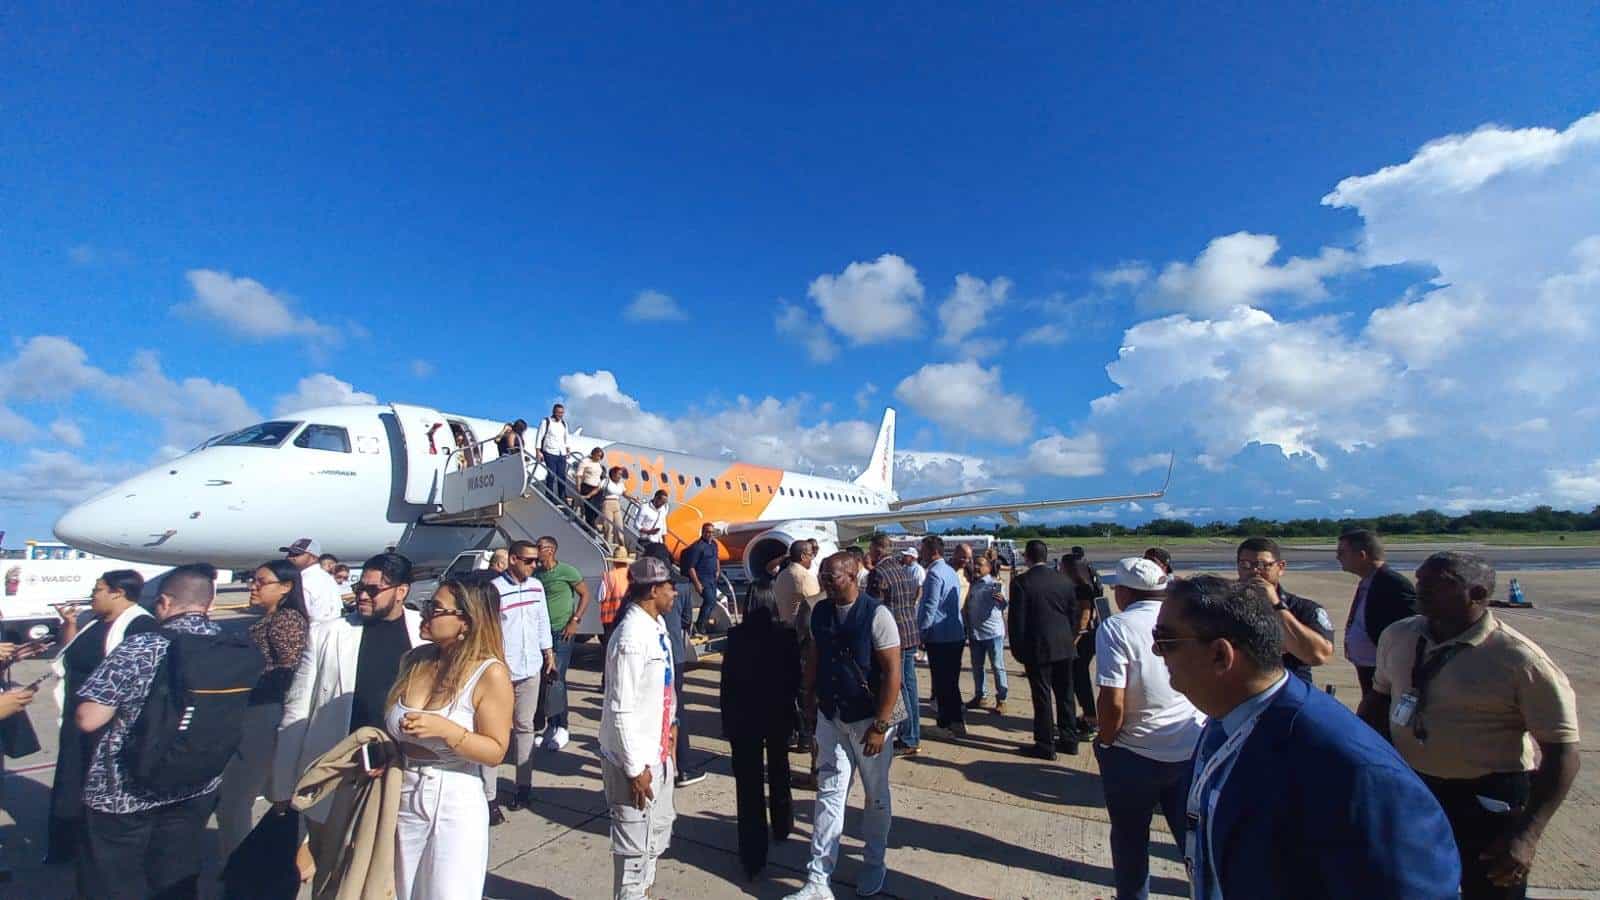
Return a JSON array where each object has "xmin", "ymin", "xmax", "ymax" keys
[{"xmin": 53, "ymin": 402, "xmax": 1171, "ymax": 580}]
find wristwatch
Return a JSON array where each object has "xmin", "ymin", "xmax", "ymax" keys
[
  {"xmin": 1272, "ymin": 600, "xmax": 1287, "ymax": 611},
  {"xmin": 871, "ymin": 718, "xmax": 891, "ymax": 735}
]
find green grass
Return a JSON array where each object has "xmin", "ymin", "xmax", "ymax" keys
[{"xmin": 1032, "ymin": 531, "xmax": 1600, "ymax": 551}]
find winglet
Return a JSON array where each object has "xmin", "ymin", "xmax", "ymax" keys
[{"xmin": 853, "ymin": 408, "xmax": 896, "ymax": 496}]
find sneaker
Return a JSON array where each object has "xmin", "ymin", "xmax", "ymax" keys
[
  {"xmin": 505, "ymin": 786, "xmax": 532, "ymax": 811},
  {"xmin": 549, "ymin": 726, "xmax": 571, "ymax": 750},
  {"xmin": 487, "ymin": 800, "xmax": 507, "ymax": 827},
  {"xmin": 784, "ymin": 882, "xmax": 835, "ymax": 900},
  {"xmin": 893, "ymin": 744, "xmax": 920, "ymax": 758},
  {"xmin": 855, "ymin": 864, "xmax": 888, "ymax": 897},
  {"xmin": 964, "ymin": 696, "xmax": 988, "ymax": 711},
  {"xmin": 1074, "ymin": 718, "xmax": 1099, "ymax": 740},
  {"xmin": 674, "ymin": 769, "xmax": 707, "ymax": 788}
]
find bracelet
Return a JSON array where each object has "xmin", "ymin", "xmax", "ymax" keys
[{"xmin": 448, "ymin": 726, "xmax": 471, "ymax": 751}]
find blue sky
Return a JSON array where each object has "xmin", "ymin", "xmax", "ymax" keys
[{"xmin": 4, "ymin": 4, "xmax": 1599, "ymax": 543}]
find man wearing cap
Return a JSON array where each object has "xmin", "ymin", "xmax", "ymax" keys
[
  {"xmin": 600, "ymin": 556, "xmax": 681, "ymax": 900},
  {"xmin": 1094, "ymin": 558, "xmax": 1205, "ymax": 900},
  {"xmin": 281, "ymin": 538, "xmax": 344, "ymax": 623}
]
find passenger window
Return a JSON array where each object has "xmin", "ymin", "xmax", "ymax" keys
[
  {"xmin": 641, "ymin": 470, "xmax": 652, "ymax": 481},
  {"xmin": 695, "ymin": 476, "xmax": 703, "ymax": 487},
  {"xmin": 293, "ymin": 424, "xmax": 351, "ymax": 453},
  {"xmin": 678, "ymin": 474, "xmax": 686, "ymax": 485}
]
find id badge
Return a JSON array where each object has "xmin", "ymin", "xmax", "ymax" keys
[
  {"xmin": 1184, "ymin": 813, "xmax": 1199, "ymax": 877},
  {"xmin": 1390, "ymin": 690, "xmax": 1418, "ymax": 727}
]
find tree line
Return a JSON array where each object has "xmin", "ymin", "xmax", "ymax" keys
[{"xmin": 984, "ymin": 505, "xmax": 1600, "ymax": 540}]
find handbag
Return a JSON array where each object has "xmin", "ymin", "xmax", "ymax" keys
[{"xmin": 0, "ymin": 707, "xmax": 41, "ymax": 759}]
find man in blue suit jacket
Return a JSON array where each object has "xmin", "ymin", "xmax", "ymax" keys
[{"xmin": 1154, "ymin": 575, "xmax": 1459, "ymax": 899}]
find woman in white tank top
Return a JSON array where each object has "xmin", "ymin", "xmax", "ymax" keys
[{"xmin": 384, "ymin": 578, "xmax": 514, "ymax": 900}]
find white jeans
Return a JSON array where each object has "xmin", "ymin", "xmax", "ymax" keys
[
  {"xmin": 395, "ymin": 764, "xmax": 489, "ymax": 900},
  {"xmin": 602, "ymin": 756, "xmax": 677, "ymax": 900},
  {"xmin": 806, "ymin": 714, "xmax": 895, "ymax": 886}
]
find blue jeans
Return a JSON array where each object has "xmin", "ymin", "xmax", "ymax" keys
[
  {"xmin": 969, "ymin": 635, "xmax": 1008, "ymax": 701},
  {"xmin": 541, "ymin": 633, "xmax": 576, "ymax": 730},
  {"xmin": 542, "ymin": 450, "xmax": 569, "ymax": 502},
  {"xmin": 1094, "ymin": 743, "xmax": 1191, "ymax": 900},
  {"xmin": 692, "ymin": 580, "xmax": 720, "ymax": 633},
  {"xmin": 898, "ymin": 648, "xmax": 920, "ymax": 748},
  {"xmin": 807, "ymin": 715, "xmax": 894, "ymax": 886}
]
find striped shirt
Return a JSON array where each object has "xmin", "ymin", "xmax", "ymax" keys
[{"xmin": 495, "ymin": 572, "xmax": 553, "ymax": 681}]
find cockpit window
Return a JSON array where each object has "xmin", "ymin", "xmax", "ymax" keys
[
  {"xmin": 213, "ymin": 421, "xmax": 301, "ymax": 448},
  {"xmin": 293, "ymin": 424, "xmax": 352, "ymax": 453}
]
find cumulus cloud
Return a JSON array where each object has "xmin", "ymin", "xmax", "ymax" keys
[
  {"xmin": 176, "ymin": 270, "xmax": 339, "ymax": 343},
  {"xmin": 774, "ymin": 302, "xmax": 839, "ymax": 363},
  {"xmin": 50, "ymin": 419, "xmax": 86, "ymax": 448},
  {"xmin": 624, "ymin": 289, "xmax": 687, "ymax": 322},
  {"xmin": 557, "ymin": 370, "xmax": 680, "ymax": 450},
  {"xmin": 1143, "ymin": 232, "xmax": 1358, "ymax": 316},
  {"xmin": 938, "ymin": 274, "xmax": 1012, "ymax": 347},
  {"xmin": 1024, "ymin": 433, "xmax": 1105, "ymax": 477},
  {"xmin": 0, "ymin": 406, "xmax": 37, "ymax": 443},
  {"xmin": 0, "ymin": 449, "xmax": 130, "ymax": 507},
  {"xmin": 893, "ymin": 360, "xmax": 1035, "ymax": 444},
  {"xmin": 1128, "ymin": 452, "xmax": 1171, "ymax": 474},
  {"xmin": 272, "ymin": 374, "xmax": 378, "ymax": 416},
  {"xmin": 1018, "ymin": 324, "xmax": 1068, "ymax": 346},
  {"xmin": 854, "ymin": 382, "xmax": 879, "ymax": 411},
  {"xmin": 409, "ymin": 359, "xmax": 436, "ymax": 379},
  {"xmin": 807, "ymin": 254, "xmax": 924, "ymax": 344},
  {"xmin": 1549, "ymin": 460, "xmax": 1600, "ymax": 506}
]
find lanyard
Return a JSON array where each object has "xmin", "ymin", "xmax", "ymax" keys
[{"xmin": 1185, "ymin": 707, "xmax": 1268, "ymax": 899}]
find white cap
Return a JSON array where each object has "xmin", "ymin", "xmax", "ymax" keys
[{"xmin": 1116, "ymin": 556, "xmax": 1169, "ymax": 592}]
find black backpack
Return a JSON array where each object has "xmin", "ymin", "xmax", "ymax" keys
[{"xmin": 123, "ymin": 628, "xmax": 265, "ymax": 795}]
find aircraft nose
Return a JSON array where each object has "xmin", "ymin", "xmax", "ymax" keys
[{"xmin": 54, "ymin": 495, "xmax": 120, "ymax": 557}]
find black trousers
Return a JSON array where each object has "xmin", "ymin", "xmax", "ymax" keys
[
  {"xmin": 1424, "ymin": 772, "xmax": 1532, "ymax": 900},
  {"xmin": 925, "ymin": 641, "xmax": 967, "ymax": 727},
  {"xmin": 1073, "ymin": 630, "xmax": 1097, "ymax": 720},
  {"xmin": 730, "ymin": 725, "xmax": 794, "ymax": 877},
  {"xmin": 82, "ymin": 790, "xmax": 219, "ymax": 899},
  {"xmin": 1024, "ymin": 659, "xmax": 1077, "ymax": 748}
]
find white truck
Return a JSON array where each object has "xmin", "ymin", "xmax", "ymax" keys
[{"xmin": 2, "ymin": 540, "xmax": 232, "ymax": 643}]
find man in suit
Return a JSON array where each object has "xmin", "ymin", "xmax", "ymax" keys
[
  {"xmin": 271, "ymin": 552, "xmax": 426, "ymax": 882},
  {"xmin": 1007, "ymin": 540, "xmax": 1084, "ymax": 759},
  {"xmin": 1155, "ymin": 575, "xmax": 1459, "ymax": 899},
  {"xmin": 1335, "ymin": 529, "xmax": 1417, "ymax": 699}
]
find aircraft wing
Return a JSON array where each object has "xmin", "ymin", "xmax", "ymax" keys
[
  {"xmin": 888, "ymin": 488, "xmax": 994, "ymax": 510},
  {"xmin": 834, "ymin": 487, "xmax": 1167, "ymax": 532}
]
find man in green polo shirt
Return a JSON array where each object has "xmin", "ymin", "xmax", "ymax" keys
[{"xmin": 536, "ymin": 534, "xmax": 590, "ymax": 751}]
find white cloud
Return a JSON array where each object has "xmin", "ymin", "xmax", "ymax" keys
[
  {"xmin": 1128, "ymin": 453, "xmax": 1170, "ymax": 474},
  {"xmin": 774, "ymin": 302, "xmax": 839, "ymax": 363},
  {"xmin": 0, "ymin": 449, "xmax": 132, "ymax": 507},
  {"xmin": 50, "ymin": 419, "xmax": 85, "ymax": 448},
  {"xmin": 0, "ymin": 406, "xmax": 37, "ymax": 443},
  {"xmin": 1095, "ymin": 262, "xmax": 1152, "ymax": 291},
  {"xmin": 893, "ymin": 360, "xmax": 1035, "ymax": 444},
  {"xmin": 1024, "ymin": 433, "xmax": 1105, "ymax": 477},
  {"xmin": 807, "ymin": 254, "xmax": 924, "ymax": 344},
  {"xmin": 624, "ymin": 289, "xmax": 687, "ymax": 322},
  {"xmin": 1018, "ymin": 324, "xmax": 1068, "ymax": 346},
  {"xmin": 854, "ymin": 382, "xmax": 878, "ymax": 411},
  {"xmin": 176, "ymin": 270, "xmax": 338, "ymax": 343},
  {"xmin": 272, "ymin": 374, "xmax": 378, "ymax": 416},
  {"xmin": 1549, "ymin": 460, "xmax": 1600, "ymax": 506},
  {"xmin": 557, "ymin": 370, "xmax": 680, "ymax": 450},
  {"xmin": 937, "ymin": 274, "xmax": 1012, "ymax": 346},
  {"xmin": 896, "ymin": 450, "xmax": 1023, "ymax": 499},
  {"xmin": 1145, "ymin": 232, "xmax": 1358, "ymax": 316},
  {"xmin": 409, "ymin": 359, "xmax": 436, "ymax": 379}
]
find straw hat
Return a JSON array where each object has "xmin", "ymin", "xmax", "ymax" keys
[{"xmin": 606, "ymin": 548, "xmax": 636, "ymax": 564}]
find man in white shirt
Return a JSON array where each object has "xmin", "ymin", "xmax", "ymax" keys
[
  {"xmin": 1094, "ymin": 557, "xmax": 1204, "ymax": 900},
  {"xmin": 280, "ymin": 537, "xmax": 344, "ymax": 623},
  {"xmin": 898, "ymin": 548, "xmax": 925, "ymax": 589},
  {"xmin": 634, "ymin": 490, "xmax": 672, "ymax": 565},
  {"xmin": 535, "ymin": 403, "xmax": 572, "ymax": 506},
  {"xmin": 599, "ymin": 556, "xmax": 680, "ymax": 900},
  {"xmin": 492, "ymin": 540, "xmax": 558, "ymax": 815}
]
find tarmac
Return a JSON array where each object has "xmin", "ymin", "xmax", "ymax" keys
[{"xmin": 2, "ymin": 564, "xmax": 1597, "ymax": 898}]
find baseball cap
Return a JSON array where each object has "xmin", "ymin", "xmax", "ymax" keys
[
  {"xmin": 898, "ymin": 547, "xmax": 917, "ymax": 559},
  {"xmin": 279, "ymin": 538, "xmax": 323, "ymax": 558},
  {"xmin": 1116, "ymin": 556, "xmax": 1169, "ymax": 592},
  {"xmin": 628, "ymin": 556, "xmax": 673, "ymax": 586}
]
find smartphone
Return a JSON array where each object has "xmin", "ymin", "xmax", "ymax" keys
[
  {"xmin": 25, "ymin": 671, "xmax": 58, "ymax": 691},
  {"xmin": 358, "ymin": 743, "xmax": 377, "ymax": 771}
]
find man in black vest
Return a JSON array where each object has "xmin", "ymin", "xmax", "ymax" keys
[
  {"xmin": 788, "ymin": 552, "xmax": 902, "ymax": 900},
  {"xmin": 1008, "ymin": 540, "xmax": 1083, "ymax": 759}
]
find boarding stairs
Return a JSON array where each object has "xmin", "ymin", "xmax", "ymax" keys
[{"xmin": 428, "ymin": 446, "xmax": 738, "ymax": 656}]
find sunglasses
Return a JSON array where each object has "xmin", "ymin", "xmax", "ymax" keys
[
  {"xmin": 1237, "ymin": 559, "xmax": 1282, "ymax": 571},
  {"xmin": 514, "ymin": 555, "xmax": 540, "ymax": 564},
  {"xmin": 422, "ymin": 602, "xmax": 469, "ymax": 622},
  {"xmin": 351, "ymin": 584, "xmax": 393, "ymax": 599},
  {"xmin": 1151, "ymin": 628, "xmax": 1212, "ymax": 653}
]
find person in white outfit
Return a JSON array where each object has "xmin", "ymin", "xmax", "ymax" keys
[
  {"xmin": 489, "ymin": 541, "xmax": 557, "ymax": 816},
  {"xmin": 599, "ymin": 556, "xmax": 681, "ymax": 900},
  {"xmin": 280, "ymin": 537, "xmax": 345, "ymax": 623},
  {"xmin": 386, "ymin": 576, "xmax": 513, "ymax": 900},
  {"xmin": 789, "ymin": 552, "xmax": 903, "ymax": 900}
]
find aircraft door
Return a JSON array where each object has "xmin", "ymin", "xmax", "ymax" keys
[{"xmin": 391, "ymin": 403, "xmax": 451, "ymax": 505}]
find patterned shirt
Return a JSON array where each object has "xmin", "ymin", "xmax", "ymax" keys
[
  {"xmin": 78, "ymin": 613, "xmax": 223, "ymax": 814},
  {"xmin": 249, "ymin": 606, "xmax": 309, "ymax": 704},
  {"xmin": 867, "ymin": 559, "xmax": 920, "ymax": 650}
]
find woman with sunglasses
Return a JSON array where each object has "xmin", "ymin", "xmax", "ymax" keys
[
  {"xmin": 43, "ymin": 569, "xmax": 155, "ymax": 866},
  {"xmin": 385, "ymin": 578, "xmax": 512, "ymax": 900},
  {"xmin": 217, "ymin": 559, "xmax": 310, "ymax": 858}
]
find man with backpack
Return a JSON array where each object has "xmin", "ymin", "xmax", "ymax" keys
[{"xmin": 75, "ymin": 564, "xmax": 263, "ymax": 899}]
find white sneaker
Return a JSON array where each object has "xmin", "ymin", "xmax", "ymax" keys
[
  {"xmin": 855, "ymin": 865, "xmax": 887, "ymax": 897},
  {"xmin": 783, "ymin": 882, "xmax": 835, "ymax": 900},
  {"xmin": 550, "ymin": 726, "xmax": 570, "ymax": 750}
]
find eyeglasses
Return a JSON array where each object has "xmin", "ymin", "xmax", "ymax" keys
[
  {"xmin": 250, "ymin": 578, "xmax": 283, "ymax": 588},
  {"xmin": 1150, "ymin": 629, "xmax": 1212, "ymax": 653},
  {"xmin": 422, "ymin": 602, "xmax": 469, "ymax": 622},
  {"xmin": 351, "ymin": 584, "xmax": 394, "ymax": 599},
  {"xmin": 1236, "ymin": 559, "xmax": 1282, "ymax": 572}
]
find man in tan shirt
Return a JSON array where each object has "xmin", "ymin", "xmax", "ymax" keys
[
  {"xmin": 773, "ymin": 540, "xmax": 823, "ymax": 635},
  {"xmin": 1360, "ymin": 551, "xmax": 1580, "ymax": 899}
]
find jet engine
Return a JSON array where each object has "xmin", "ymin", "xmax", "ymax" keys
[{"xmin": 739, "ymin": 520, "xmax": 840, "ymax": 582}]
